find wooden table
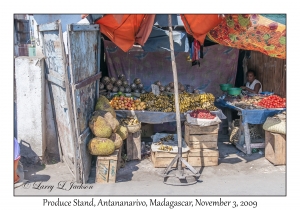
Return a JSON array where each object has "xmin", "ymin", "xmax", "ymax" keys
[
  {"xmin": 215, "ymin": 99, "xmax": 284, "ymax": 155},
  {"xmin": 224, "ymin": 108, "xmax": 264, "ymax": 155}
]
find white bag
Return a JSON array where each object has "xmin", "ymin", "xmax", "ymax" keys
[{"xmin": 186, "ymin": 114, "xmax": 221, "ymax": 126}]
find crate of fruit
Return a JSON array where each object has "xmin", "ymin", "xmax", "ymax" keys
[{"xmin": 186, "ymin": 109, "xmax": 221, "ymax": 126}]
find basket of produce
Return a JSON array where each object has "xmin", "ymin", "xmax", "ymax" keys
[
  {"xmin": 227, "ymin": 87, "xmax": 242, "ymax": 96},
  {"xmin": 186, "ymin": 109, "xmax": 221, "ymax": 126},
  {"xmin": 120, "ymin": 117, "xmax": 141, "ymax": 133},
  {"xmin": 220, "ymin": 83, "xmax": 233, "ymax": 92}
]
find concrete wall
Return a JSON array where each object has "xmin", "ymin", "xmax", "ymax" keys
[{"xmin": 15, "ymin": 57, "xmax": 46, "ymax": 159}]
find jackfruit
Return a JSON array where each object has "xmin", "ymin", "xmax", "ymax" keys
[
  {"xmin": 116, "ymin": 125, "xmax": 128, "ymax": 140},
  {"xmin": 89, "ymin": 115, "xmax": 112, "ymax": 138},
  {"xmin": 93, "ymin": 110, "xmax": 120, "ymax": 133},
  {"xmin": 95, "ymin": 95, "xmax": 116, "ymax": 118},
  {"xmin": 110, "ymin": 133, "xmax": 123, "ymax": 149},
  {"xmin": 88, "ymin": 137, "xmax": 115, "ymax": 156}
]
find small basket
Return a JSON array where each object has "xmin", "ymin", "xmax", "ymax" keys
[{"xmin": 125, "ymin": 122, "xmax": 141, "ymax": 133}]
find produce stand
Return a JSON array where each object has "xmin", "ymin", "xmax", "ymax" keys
[
  {"xmin": 115, "ymin": 109, "xmax": 226, "ymax": 124},
  {"xmin": 115, "ymin": 110, "xmax": 186, "ymax": 124},
  {"xmin": 215, "ymin": 98, "xmax": 285, "ymax": 155}
]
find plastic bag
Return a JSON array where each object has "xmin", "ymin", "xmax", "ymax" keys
[{"xmin": 186, "ymin": 114, "xmax": 221, "ymax": 126}]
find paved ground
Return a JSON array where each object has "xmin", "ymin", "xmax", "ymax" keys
[{"xmin": 14, "ymin": 134, "xmax": 286, "ymax": 196}]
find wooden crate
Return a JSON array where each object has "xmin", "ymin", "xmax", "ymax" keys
[
  {"xmin": 184, "ymin": 122, "xmax": 219, "ymax": 149},
  {"xmin": 265, "ymin": 131, "xmax": 286, "ymax": 165},
  {"xmin": 126, "ymin": 130, "xmax": 141, "ymax": 160},
  {"xmin": 151, "ymin": 151, "xmax": 188, "ymax": 168},
  {"xmin": 96, "ymin": 149, "xmax": 120, "ymax": 184},
  {"xmin": 187, "ymin": 149, "xmax": 219, "ymax": 167}
]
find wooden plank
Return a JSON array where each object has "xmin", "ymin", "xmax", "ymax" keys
[
  {"xmin": 250, "ymin": 143, "xmax": 265, "ymax": 148},
  {"xmin": 243, "ymin": 122, "xmax": 252, "ymax": 154},
  {"xmin": 46, "ymin": 74, "xmax": 66, "ymax": 88},
  {"xmin": 108, "ymin": 160, "xmax": 117, "ymax": 183},
  {"xmin": 151, "ymin": 151, "xmax": 187, "ymax": 168},
  {"xmin": 126, "ymin": 131, "xmax": 141, "ymax": 160},
  {"xmin": 74, "ymin": 72, "xmax": 102, "ymax": 89},
  {"xmin": 38, "ymin": 21, "xmax": 59, "ymax": 32},
  {"xmin": 188, "ymin": 141, "xmax": 218, "ymax": 149},
  {"xmin": 126, "ymin": 132, "xmax": 134, "ymax": 160},
  {"xmin": 68, "ymin": 24, "xmax": 100, "ymax": 31},
  {"xmin": 235, "ymin": 143, "xmax": 247, "ymax": 154},
  {"xmin": 39, "ymin": 21, "xmax": 79, "ymax": 181},
  {"xmin": 79, "ymin": 129, "xmax": 93, "ymax": 183},
  {"xmin": 97, "ymin": 150, "xmax": 119, "ymax": 161},
  {"xmin": 187, "ymin": 156, "xmax": 219, "ymax": 167},
  {"xmin": 184, "ymin": 120, "xmax": 190, "ymax": 145},
  {"xmin": 117, "ymin": 146, "xmax": 122, "ymax": 171},
  {"xmin": 185, "ymin": 122, "xmax": 219, "ymax": 135},
  {"xmin": 189, "ymin": 134, "xmax": 218, "ymax": 142},
  {"xmin": 96, "ymin": 159, "xmax": 109, "ymax": 183},
  {"xmin": 265, "ymin": 131, "xmax": 286, "ymax": 165},
  {"xmin": 188, "ymin": 149, "xmax": 219, "ymax": 157},
  {"xmin": 132, "ymin": 131, "xmax": 141, "ymax": 160},
  {"xmin": 155, "ymin": 151, "xmax": 188, "ymax": 158}
]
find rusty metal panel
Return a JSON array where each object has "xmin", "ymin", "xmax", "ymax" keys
[
  {"xmin": 38, "ymin": 20, "xmax": 79, "ymax": 181},
  {"xmin": 67, "ymin": 24, "xmax": 101, "ymax": 183}
]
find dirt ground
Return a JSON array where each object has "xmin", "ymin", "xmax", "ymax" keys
[{"xmin": 14, "ymin": 133, "xmax": 286, "ymax": 196}]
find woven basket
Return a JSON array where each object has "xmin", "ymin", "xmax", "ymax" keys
[
  {"xmin": 126, "ymin": 122, "xmax": 141, "ymax": 133},
  {"xmin": 263, "ymin": 117, "xmax": 286, "ymax": 135}
]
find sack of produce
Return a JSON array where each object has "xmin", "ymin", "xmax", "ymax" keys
[
  {"xmin": 263, "ymin": 116, "xmax": 286, "ymax": 135},
  {"xmin": 186, "ymin": 109, "xmax": 221, "ymax": 126}
]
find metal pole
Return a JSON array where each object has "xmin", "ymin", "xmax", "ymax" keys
[{"xmin": 168, "ymin": 15, "xmax": 182, "ymax": 171}]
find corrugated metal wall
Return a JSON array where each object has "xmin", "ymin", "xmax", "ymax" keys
[{"xmin": 247, "ymin": 51, "xmax": 286, "ymax": 98}]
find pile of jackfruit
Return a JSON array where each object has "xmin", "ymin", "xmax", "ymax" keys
[{"xmin": 88, "ymin": 96, "xmax": 128, "ymax": 156}]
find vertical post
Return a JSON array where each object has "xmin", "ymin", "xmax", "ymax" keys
[
  {"xmin": 243, "ymin": 122, "xmax": 252, "ymax": 154},
  {"xmin": 168, "ymin": 15, "xmax": 182, "ymax": 171}
]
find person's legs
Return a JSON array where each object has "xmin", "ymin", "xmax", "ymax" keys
[{"xmin": 14, "ymin": 138, "xmax": 20, "ymax": 183}]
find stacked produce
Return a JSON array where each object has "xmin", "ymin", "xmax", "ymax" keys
[
  {"xmin": 140, "ymin": 92, "xmax": 217, "ymax": 113},
  {"xmin": 153, "ymin": 81, "xmax": 186, "ymax": 94},
  {"xmin": 190, "ymin": 109, "xmax": 216, "ymax": 119},
  {"xmin": 100, "ymin": 75, "xmax": 147, "ymax": 94},
  {"xmin": 257, "ymin": 95, "xmax": 286, "ymax": 109},
  {"xmin": 110, "ymin": 96, "xmax": 146, "ymax": 111},
  {"xmin": 88, "ymin": 96, "xmax": 129, "ymax": 156}
]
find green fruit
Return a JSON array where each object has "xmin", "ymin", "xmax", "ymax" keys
[
  {"xmin": 88, "ymin": 137, "xmax": 115, "ymax": 156},
  {"xmin": 93, "ymin": 110, "xmax": 120, "ymax": 133},
  {"xmin": 116, "ymin": 126, "xmax": 129, "ymax": 140},
  {"xmin": 110, "ymin": 133, "xmax": 123, "ymax": 149},
  {"xmin": 89, "ymin": 115, "xmax": 112, "ymax": 138},
  {"xmin": 95, "ymin": 95, "xmax": 116, "ymax": 118}
]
